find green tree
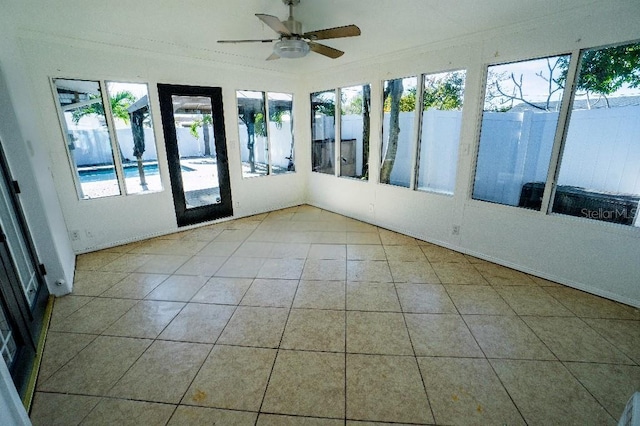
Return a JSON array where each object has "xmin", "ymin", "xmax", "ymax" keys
[
  {"xmin": 189, "ymin": 114, "xmax": 213, "ymax": 157},
  {"xmin": 380, "ymin": 78, "xmax": 404, "ymax": 184},
  {"xmin": 423, "ymin": 71, "xmax": 465, "ymax": 110},
  {"xmin": 72, "ymin": 91, "xmax": 136, "ymax": 124}
]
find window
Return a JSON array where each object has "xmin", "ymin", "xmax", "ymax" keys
[
  {"xmin": 416, "ymin": 70, "xmax": 466, "ymax": 194},
  {"xmin": 311, "ymin": 90, "xmax": 336, "ymax": 174},
  {"xmin": 472, "ymin": 55, "xmax": 570, "ymax": 208},
  {"xmin": 237, "ymin": 91, "xmax": 294, "ymax": 178},
  {"xmin": 380, "ymin": 76, "xmax": 417, "ymax": 187},
  {"xmin": 340, "ymin": 84, "xmax": 371, "ymax": 180},
  {"xmin": 53, "ymin": 79, "xmax": 160, "ymax": 199},
  {"xmin": 552, "ymin": 42, "xmax": 640, "ymax": 226}
]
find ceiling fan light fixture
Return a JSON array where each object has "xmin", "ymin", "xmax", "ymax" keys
[{"xmin": 274, "ymin": 39, "xmax": 309, "ymax": 58}]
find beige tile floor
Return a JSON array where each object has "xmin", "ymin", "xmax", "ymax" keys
[{"xmin": 30, "ymin": 205, "xmax": 640, "ymax": 425}]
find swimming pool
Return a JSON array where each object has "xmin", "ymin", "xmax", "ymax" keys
[{"xmin": 78, "ymin": 163, "xmax": 193, "ymax": 183}]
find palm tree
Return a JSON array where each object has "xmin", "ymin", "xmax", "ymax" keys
[{"xmin": 189, "ymin": 114, "xmax": 213, "ymax": 157}]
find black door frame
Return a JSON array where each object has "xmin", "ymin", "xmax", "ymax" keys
[
  {"xmin": 157, "ymin": 84, "xmax": 233, "ymax": 226},
  {"xmin": 0, "ymin": 141, "xmax": 48, "ymax": 398}
]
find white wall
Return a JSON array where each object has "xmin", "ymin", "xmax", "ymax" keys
[{"xmin": 305, "ymin": 2, "xmax": 640, "ymax": 307}]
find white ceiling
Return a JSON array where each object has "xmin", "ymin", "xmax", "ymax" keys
[{"xmin": 9, "ymin": 0, "xmax": 605, "ymax": 72}]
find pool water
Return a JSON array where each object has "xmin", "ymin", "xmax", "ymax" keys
[{"xmin": 78, "ymin": 163, "xmax": 194, "ymax": 183}]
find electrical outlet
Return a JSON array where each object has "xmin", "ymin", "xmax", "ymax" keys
[
  {"xmin": 368, "ymin": 203, "xmax": 374, "ymax": 213},
  {"xmin": 452, "ymin": 225, "xmax": 460, "ymax": 235},
  {"xmin": 70, "ymin": 230, "xmax": 81, "ymax": 241}
]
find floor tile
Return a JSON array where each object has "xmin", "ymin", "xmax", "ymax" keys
[
  {"xmin": 101, "ymin": 272, "xmax": 169, "ymax": 299},
  {"xmin": 39, "ymin": 335, "xmax": 151, "ymax": 395},
  {"xmin": 257, "ymin": 414, "xmax": 343, "ymax": 425},
  {"xmin": 158, "ymin": 303, "xmax": 235, "ymax": 343},
  {"xmin": 347, "ymin": 260, "xmax": 393, "ymax": 282},
  {"xmin": 491, "ymin": 359, "xmax": 616, "ymax": 425},
  {"xmin": 183, "ymin": 345, "xmax": 276, "ymax": 411},
  {"xmin": 173, "ymin": 255, "xmax": 227, "ymax": 276},
  {"xmin": 420, "ymin": 243, "xmax": 468, "ymax": 262},
  {"xmin": 431, "ymin": 262, "xmax": 487, "ymax": 284},
  {"xmin": 345, "ymin": 219, "xmax": 378, "ymax": 233},
  {"xmin": 388, "ymin": 261, "xmax": 439, "ymax": 283},
  {"xmin": 346, "ymin": 244, "xmax": 387, "ymax": 260},
  {"xmin": 190, "ymin": 277, "xmax": 253, "ymax": 305},
  {"xmin": 256, "ymin": 258, "xmax": 305, "ymax": 279},
  {"xmin": 180, "ymin": 226, "xmax": 223, "ymax": 242},
  {"xmin": 109, "ymin": 340, "xmax": 211, "ymax": 403},
  {"xmin": 347, "ymin": 311, "xmax": 413, "ymax": 355},
  {"xmin": 445, "ymin": 284, "xmax": 515, "ymax": 315},
  {"xmin": 347, "ymin": 282, "xmax": 400, "ymax": 312},
  {"xmin": 494, "ymin": 285, "xmax": 574, "ymax": 316},
  {"xmin": 50, "ymin": 297, "xmax": 138, "ymax": 334},
  {"xmin": 269, "ymin": 242, "xmax": 311, "ymax": 259},
  {"xmin": 198, "ymin": 240, "xmax": 242, "ymax": 256},
  {"xmin": 464, "ymin": 315, "xmax": 555, "ymax": 360},
  {"xmin": 217, "ymin": 306, "xmax": 289, "ymax": 347},
  {"xmin": 583, "ymin": 318, "xmax": 640, "ymax": 363},
  {"xmin": 71, "ymin": 270, "xmax": 127, "ymax": 296},
  {"xmin": 302, "ymin": 259, "xmax": 347, "ymax": 281},
  {"xmin": 50, "ymin": 295, "xmax": 93, "ymax": 325},
  {"xmin": 215, "ymin": 256, "xmax": 266, "ymax": 278},
  {"xmin": 30, "ymin": 392, "xmax": 100, "ymax": 426},
  {"xmin": 522, "ymin": 316, "xmax": 634, "ymax": 364},
  {"xmin": 241, "ymin": 278, "xmax": 299, "ymax": 307},
  {"xmin": 81, "ymin": 398, "xmax": 176, "ymax": 425},
  {"xmin": 37, "ymin": 331, "xmax": 97, "ymax": 384},
  {"xmin": 103, "ymin": 300, "xmax": 184, "ymax": 339},
  {"xmin": 98, "ymin": 253, "xmax": 154, "ymax": 273},
  {"xmin": 396, "ymin": 283, "xmax": 457, "ymax": 313},
  {"xmin": 474, "ymin": 263, "xmax": 536, "ymax": 286},
  {"xmin": 263, "ymin": 350, "xmax": 345, "ymax": 418},
  {"xmin": 75, "ymin": 251, "xmax": 123, "ymax": 271},
  {"xmin": 145, "ymin": 274, "xmax": 209, "ymax": 302},
  {"xmin": 168, "ymin": 406, "xmax": 257, "ymax": 425},
  {"xmin": 281, "ymin": 309, "xmax": 345, "ymax": 352},
  {"xmin": 293, "ymin": 280, "xmax": 346, "ymax": 310},
  {"xmin": 383, "ymin": 245, "xmax": 426, "ymax": 262},
  {"xmin": 234, "ymin": 241, "xmax": 275, "ymax": 257},
  {"xmin": 308, "ymin": 244, "xmax": 347, "ymax": 259},
  {"xmin": 417, "ymin": 357, "xmax": 525, "ymax": 425},
  {"xmin": 378, "ymin": 229, "xmax": 418, "ymax": 245},
  {"xmin": 346, "ymin": 232, "xmax": 381, "ymax": 245},
  {"xmin": 346, "ymin": 354, "xmax": 433, "ymax": 424},
  {"xmin": 215, "ymin": 228, "xmax": 254, "ymax": 242},
  {"xmin": 405, "ymin": 313, "xmax": 483, "ymax": 357},
  {"xmin": 135, "ymin": 254, "xmax": 190, "ymax": 274},
  {"xmin": 544, "ymin": 287, "xmax": 640, "ymax": 319}
]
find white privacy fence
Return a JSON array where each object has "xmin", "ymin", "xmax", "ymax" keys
[{"xmin": 238, "ymin": 118, "xmax": 294, "ymax": 169}]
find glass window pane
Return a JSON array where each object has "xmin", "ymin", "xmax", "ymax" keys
[
  {"xmin": 417, "ymin": 70, "xmax": 466, "ymax": 195},
  {"xmin": 105, "ymin": 82, "xmax": 161, "ymax": 195},
  {"xmin": 381, "ymin": 76, "xmax": 417, "ymax": 187},
  {"xmin": 237, "ymin": 90, "xmax": 268, "ymax": 178},
  {"xmin": 340, "ymin": 84, "xmax": 371, "ymax": 180},
  {"xmin": 311, "ymin": 90, "xmax": 336, "ymax": 174},
  {"xmin": 473, "ymin": 55, "xmax": 570, "ymax": 208},
  {"xmin": 553, "ymin": 42, "xmax": 640, "ymax": 226},
  {"xmin": 268, "ymin": 92, "xmax": 295, "ymax": 175},
  {"xmin": 171, "ymin": 95, "xmax": 220, "ymax": 208},
  {"xmin": 54, "ymin": 79, "xmax": 120, "ymax": 199}
]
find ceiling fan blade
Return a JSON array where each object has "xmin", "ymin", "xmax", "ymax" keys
[
  {"xmin": 303, "ymin": 25, "xmax": 361, "ymax": 41},
  {"xmin": 256, "ymin": 14, "xmax": 291, "ymax": 35},
  {"xmin": 217, "ymin": 39, "xmax": 276, "ymax": 44},
  {"xmin": 266, "ymin": 52, "xmax": 280, "ymax": 61},
  {"xmin": 308, "ymin": 42, "xmax": 344, "ymax": 59}
]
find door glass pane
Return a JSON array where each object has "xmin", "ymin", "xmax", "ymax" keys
[
  {"xmin": 381, "ymin": 76, "xmax": 417, "ymax": 187},
  {"xmin": 417, "ymin": 70, "xmax": 466, "ymax": 195},
  {"xmin": 553, "ymin": 42, "xmax": 640, "ymax": 226},
  {"xmin": 0, "ymin": 172, "xmax": 38, "ymax": 306},
  {"xmin": 106, "ymin": 82, "xmax": 162, "ymax": 194},
  {"xmin": 269, "ymin": 93, "xmax": 294, "ymax": 175},
  {"xmin": 0, "ymin": 305, "xmax": 17, "ymax": 366},
  {"xmin": 171, "ymin": 95, "xmax": 220, "ymax": 208},
  {"xmin": 311, "ymin": 90, "xmax": 336, "ymax": 174},
  {"xmin": 473, "ymin": 55, "xmax": 569, "ymax": 208},
  {"xmin": 237, "ymin": 91, "xmax": 268, "ymax": 178},
  {"xmin": 340, "ymin": 84, "xmax": 370, "ymax": 180},
  {"xmin": 54, "ymin": 79, "xmax": 120, "ymax": 199}
]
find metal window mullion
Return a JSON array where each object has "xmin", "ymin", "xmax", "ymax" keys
[
  {"xmin": 540, "ymin": 52, "xmax": 581, "ymax": 215},
  {"xmin": 335, "ymin": 88, "xmax": 341, "ymax": 177},
  {"xmin": 264, "ymin": 92, "xmax": 272, "ymax": 175},
  {"xmin": 410, "ymin": 76, "xmax": 425, "ymax": 190},
  {"xmin": 100, "ymin": 81, "xmax": 126, "ymax": 195}
]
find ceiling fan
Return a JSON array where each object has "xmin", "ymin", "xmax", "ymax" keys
[{"xmin": 217, "ymin": 0, "xmax": 361, "ymax": 60}]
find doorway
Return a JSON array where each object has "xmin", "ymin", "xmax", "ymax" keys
[
  {"xmin": 0, "ymin": 141, "xmax": 48, "ymax": 400},
  {"xmin": 157, "ymin": 84, "xmax": 233, "ymax": 226}
]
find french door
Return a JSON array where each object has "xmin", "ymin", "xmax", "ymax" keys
[
  {"xmin": 0, "ymin": 141, "xmax": 48, "ymax": 399},
  {"xmin": 157, "ymin": 84, "xmax": 233, "ymax": 226}
]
